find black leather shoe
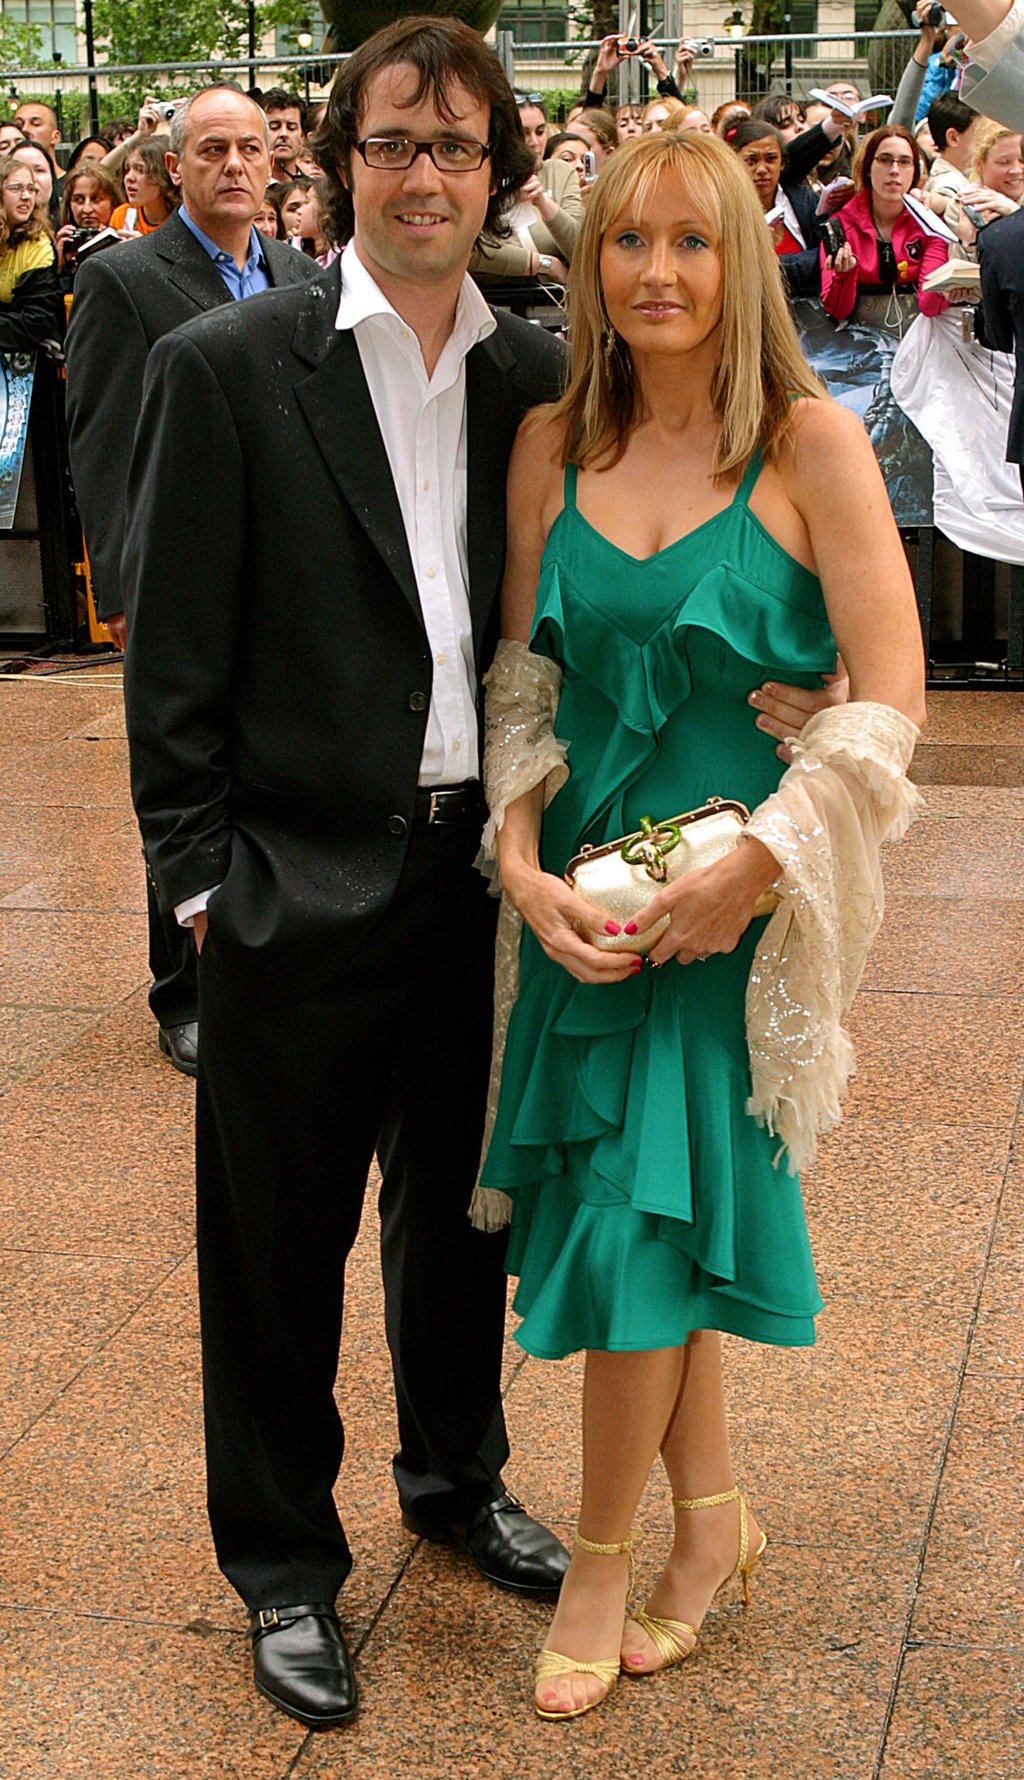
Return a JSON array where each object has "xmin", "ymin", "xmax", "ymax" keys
[
  {"xmin": 402, "ymin": 1491, "xmax": 569, "ymax": 1596},
  {"xmin": 158, "ymin": 1020, "xmax": 198, "ymax": 1077},
  {"xmin": 249, "ymin": 1603, "xmax": 358, "ymax": 1729}
]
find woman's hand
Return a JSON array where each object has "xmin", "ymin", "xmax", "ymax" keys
[
  {"xmin": 593, "ymin": 33, "xmax": 626, "ymax": 79},
  {"xmin": 137, "ymin": 98, "xmax": 161, "ymax": 136},
  {"xmin": 629, "ymin": 840, "xmax": 781, "ymax": 969},
  {"xmin": 503, "ymin": 862, "xmax": 642, "ymax": 983},
  {"xmin": 638, "ymin": 39, "xmax": 670, "ymax": 81},
  {"xmin": 827, "ymin": 241, "xmax": 857, "ymax": 276},
  {"xmin": 749, "ymin": 664, "xmax": 850, "ymax": 757},
  {"xmin": 521, "ymin": 173, "xmax": 560, "ymax": 224},
  {"xmin": 675, "ymin": 39, "xmax": 697, "ymax": 82},
  {"xmin": 961, "ymin": 182, "xmax": 1018, "ymax": 221},
  {"xmin": 54, "ymin": 222, "xmax": 74, "ymax": 269}
]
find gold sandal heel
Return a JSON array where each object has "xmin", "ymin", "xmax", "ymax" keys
[
  {"xmin": 625, "ymin": 1487, "xmax": 767, "ymax": 1677},
  {"xmin": 675, "ymin": 1487, "xmax": 768, "ymax": 1608},
  {"xmin": 533, "ymin": 1528, "xmax": 639, "ymax": 1722}
]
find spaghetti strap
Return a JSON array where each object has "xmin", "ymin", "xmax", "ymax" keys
[
  {"xmin": 564, "ymin": 462, "xmax": 579, "ymax": 510},
  {"xmin": 732, "ymin": 448, "xmax": 765, "ymax": 509}
]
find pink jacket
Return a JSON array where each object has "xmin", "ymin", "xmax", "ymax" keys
[{"xmin": 820, "ymin": 189, "xmax": 949, "ymax": 320}]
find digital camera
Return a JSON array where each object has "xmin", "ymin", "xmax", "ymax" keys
[
  {"xmin": 691, "ymin": 39, "xmax": 716, "ymax": 57},
  {"xmin": 911, "ymin": 5, "xmax": 945, "ymax": 25}
]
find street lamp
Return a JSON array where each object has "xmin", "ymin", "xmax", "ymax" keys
[
  {"xmin": 296, "ymin": 16, "xmax": 313, "ymax": 106},
  {"xmin": 722, "ymin": 8, "xmax": 746, "ymax": 37}
]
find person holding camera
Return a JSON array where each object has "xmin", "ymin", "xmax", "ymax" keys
[
  {"xmin": 55, "ymin": 163, "xmax": 123, "ymax": 289},
  {"xmin": 821, "ymin": 125, "xmax": 957, "ymax": 327}
]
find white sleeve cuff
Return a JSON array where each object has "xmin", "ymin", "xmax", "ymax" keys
[
  {"xmin": 968, "ymin": 0, "xmax": 1024, "ymax": 69},
  {"xmin": 175, "ymin": 886, "xmax": 220, "ymax": 927}
]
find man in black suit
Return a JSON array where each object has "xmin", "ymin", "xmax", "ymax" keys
[
  {"xmin": 65, "ymin": 86, "xmax": 315, "ymax": 1078},
  {"xmin": 978, "ymin": 207, "xmax": 1024, "ymax": 494},
  {"xmin": 121, "ymin": 21, "xmax": 568, "ymax": 1729}
]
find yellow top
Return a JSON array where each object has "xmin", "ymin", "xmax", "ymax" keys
[{"xmin": 0, "ymin": 234, "xmax": 55, "ymax": 304}]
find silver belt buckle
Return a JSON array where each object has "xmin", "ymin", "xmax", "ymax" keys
[{"xmin": 428, "ymin": 790, "xmax": 442, "ymax": 824}]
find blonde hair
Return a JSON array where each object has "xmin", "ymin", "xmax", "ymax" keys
[
  {"xmin": 971, "ymin": 118, "xmax": 1020, "ymax": 181},
  {"xmin": 642, "ymin": 95, "xmax": 688, "ymax": 133},
  {"xmin": 539, "ymin": 132, "xmax": 823, "ymax": 478}
]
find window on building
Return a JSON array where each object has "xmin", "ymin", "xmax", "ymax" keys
[
  {"xmin": 2, "ymin": 0, "xmax": 77, "ymax": 62},
  {"xmin": 496, "ymin": 2, "xmax": 570, "ymax": 45}
]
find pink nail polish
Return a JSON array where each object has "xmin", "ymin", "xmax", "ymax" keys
[
  {"xmin": 630, "ymin": 959, "xmax": 642, "ymax": 974},
  {"xmin": 624, "ymin": 920, "xmax": 638, "ymax": 935},
  {"xmin": 605, "ymin": 920, "xmax": 621, "ymax": 935}
]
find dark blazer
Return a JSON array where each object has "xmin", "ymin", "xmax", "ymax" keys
[
  {"xmin": 65, "ymin": 210, "xmax": 315, "ymax": 618},
  {"xmin": 978, "ymin": 208, "xmax": 1024, "ymax": 469},
  {"xmin": 778, "ymin": 180, "xmax": 824, "ymax": 298},
  {"xmin": 121, "ymin": 260, "xmax": 566, "ymax": 998}
]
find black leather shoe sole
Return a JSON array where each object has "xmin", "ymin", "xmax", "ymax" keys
[
  {"xmin": 254, "ymin": 1674, "xmax": 359, "ymax": 1730},
  {"xmin": 401, "ymin": 1510, "xmax": 564, "ymax": 1596}
]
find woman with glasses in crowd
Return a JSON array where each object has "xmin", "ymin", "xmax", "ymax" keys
[
  {"xmin": 821, "ymin": 124, "xmax": 955, "ymax": 329},
  {"xmin": 0, "ymin": 155, "xmax": 63, "ymax": 351},
  {"xmin": 11, "ymin": 140, "xmax": 60, "ymax": 230}
]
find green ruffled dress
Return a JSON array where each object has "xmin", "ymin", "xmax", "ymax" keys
[{"xmin": 480, "ymin": 454, "xmax": 837, "ymax": 1360}]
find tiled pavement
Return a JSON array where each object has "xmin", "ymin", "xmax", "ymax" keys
[{"xmin": 0, "ymin": 671, "xmax": 1021, "ymax": 1780}]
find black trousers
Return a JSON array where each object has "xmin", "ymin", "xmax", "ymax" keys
[
  {"xmin": 194, "ymin": 811, "xmax": 509, "ymax": 1609},
  {"xmin": 146, "ymin": 869, "xmax": 198, "ymax": 1029}
]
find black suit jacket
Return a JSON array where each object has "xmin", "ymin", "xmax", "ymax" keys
[
  {"xmin": 121, "ymin": 261, "xmax": 566, "ymax": 998},
  {"xmin": 978, "ymin": 208, "xmax": 1024, "ymax": 468},
  {"xmin": 65, "ymin": 210, "xmax": 315, "ymax": 618}
]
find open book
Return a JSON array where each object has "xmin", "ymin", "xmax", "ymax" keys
[
  {"xmin": 903, "ymin": 191, "xmax": 960, "ymax": 243},
  {"xmin": 807, "ymin": 87, "xmax": 892, "ymax": 121},
  {"xmin": 921, "ymin": 258, "xmax": 981, "ymax": 292},
  {"xmin": 76, "ymin": 227, "xmax": 124, "ymax": 262}
]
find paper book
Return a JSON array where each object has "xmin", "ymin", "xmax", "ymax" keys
[
  {"xmin": 807, "ymin": 88, "xmax": 892, "ymax": 120},
  {"xmin": 903, "ymin": 191, "xmax": 960, "ymax": 243},
  {"xmin": 764, "ymin": 203, "xmax": 786, "ymax": 226},
  {"xmin": 76, "ymin": 227, "xmax": 123, "ymax": 261},
  {"xmin": 922, "ymin": 258, "xmax": 981, "ymax": 291}
]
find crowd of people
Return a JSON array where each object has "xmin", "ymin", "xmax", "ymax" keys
[{"xmin": 5, "ymin": 0, "xmax": 1023, "ymax": 1740}]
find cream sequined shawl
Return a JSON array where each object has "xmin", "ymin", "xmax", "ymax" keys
[{"xmin": 470, "ymin": 638, "xmax": 921, "ymax": 1231}]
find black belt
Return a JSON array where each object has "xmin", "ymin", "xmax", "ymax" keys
[{"xmin": 413, "ymin": 780, "xmax": 484, "ymax": 826}]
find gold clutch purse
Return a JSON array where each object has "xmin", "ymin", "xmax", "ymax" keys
[{"xmin": 564, "ymin": 797, "xmax": 780, "ymax": 954}]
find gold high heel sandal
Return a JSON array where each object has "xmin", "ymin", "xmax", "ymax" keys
[
  {"xmin": 627, "ymin": 1487, "xmax": 767, "ymax": 1672},
  {"xmin": 534, "ymin": 1528, "xmax": 639, "ymax": 1722}
]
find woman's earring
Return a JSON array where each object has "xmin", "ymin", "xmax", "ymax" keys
[{"xmin": 603, "ymin": 325, "xmax": 617, "ymax": 366}]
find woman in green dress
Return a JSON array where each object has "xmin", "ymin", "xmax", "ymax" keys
[{"xmin": 479, "ymin": 132, "xmax": 927, "ymax": 1720}]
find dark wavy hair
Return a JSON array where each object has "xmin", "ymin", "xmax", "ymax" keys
[{"xmin": 311, "ymin": 15, "xmax": 534, "ymax": 250}]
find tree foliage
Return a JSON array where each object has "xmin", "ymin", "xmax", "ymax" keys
[{"xmin": 0, "ymin": 15, "xmax": 45, "ymax": 72}]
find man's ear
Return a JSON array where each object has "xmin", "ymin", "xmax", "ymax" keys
[{"xmin": 166, "ymin": 151, "xmax": 182, "ymax": 191}]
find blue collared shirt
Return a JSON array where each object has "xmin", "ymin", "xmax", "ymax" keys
[{"xmin": 178, "ymin": 205, "xmax": 270, "ymax": 301}]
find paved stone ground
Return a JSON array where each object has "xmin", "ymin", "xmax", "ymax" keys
[{"xmin": 0, "ymin": 669, "xmax": 1021, "ymax": 1780}]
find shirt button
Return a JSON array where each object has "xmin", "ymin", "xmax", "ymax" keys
[
  {"xmin": 408, "ymin": 690, "xmax": 428, "ymax": 712},
  {"xmin": 435, "ymin": 650, "xmax": 448, "ymax": 665},
  {"xmin": 422, "ymin": 479, "xmax": 430, "ymax": 492},
  {"xmin": 425, "ymin": 566, "xmax": 437, "ymax": 580},
  {"xmin": 388, "ymin": 814, "xmax": 408, "ymax": 837},
  {"xmin": 452, "ymin": 739, "xmax": 462, "ymax": 753}
]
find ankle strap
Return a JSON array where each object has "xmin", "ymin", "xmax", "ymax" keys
[
  {"xmin": 672, "ymin": 1487, "xmax": 740, "ymax": 1511},
  {"xmin": 574, "ymin": 1526, "xmax": 640, "ymax": 1556}
]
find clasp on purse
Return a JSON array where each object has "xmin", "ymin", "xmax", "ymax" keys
[{"xmin": 621, "ymin": 815, "xmax": 682, "ymax": 883}]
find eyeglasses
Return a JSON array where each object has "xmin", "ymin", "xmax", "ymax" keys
[
  {"xmin": 874, "ymin": 154, "xmax": 915, "ymax": 170},
  {"xmin": 5, "ymin": 181, "xmax": 38, "ymax": 196},
  {"xmin": 354, "ymin": 136, "xmax": 491, "ymax": 172},
  {"xmin": 514, "ymin": 92, "xmax": 544, "ymax": 106}
]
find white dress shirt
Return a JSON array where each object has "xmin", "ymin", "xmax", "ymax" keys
[
  {"xmin": 336, "ymin": 237, "xmax": 496, "ymax": 786},
  {"xmin": 176, "ymin": 238, "xmax": 496, "ymax": 928}
]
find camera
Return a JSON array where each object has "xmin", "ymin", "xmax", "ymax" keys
[
  {"xmin": 690, "ymin": 38, "xmax": 716, "ymax": 57},
  {"xmin": 618, "ymin": 36, "xmax": 640, "ymax": 53},
  {"xmin": 820, "ymin": 216, "xmax": 847, "ymax": 260},
  {"xmin": 911, "ymin": 5, "xmax": 945, "ymax": 25},
  {"xmin": 153, "ymin": 98, "xmax": 186, "ymax": 121},
  {"xmin": 582, "ymin": 149, "xmax": 597, "ymax": 182}
]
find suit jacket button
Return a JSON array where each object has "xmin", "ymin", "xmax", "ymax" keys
[
  {"xmin": 388, "ymin": 815, "xmax": 408, "ymax": 837},
  {"xmin": 408, "ymin": 691, "xmax": 428, "ymax": 712}
]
